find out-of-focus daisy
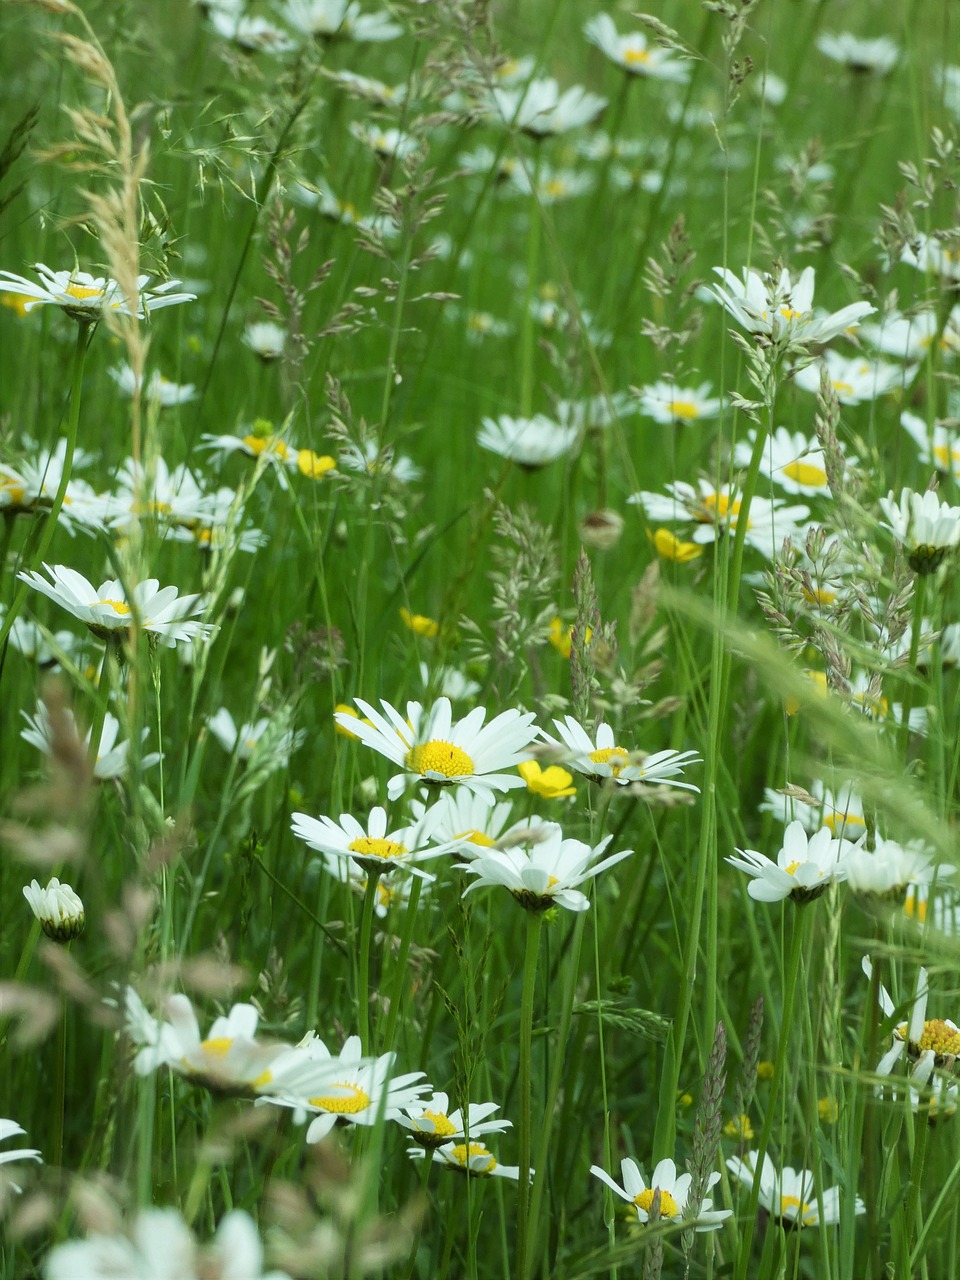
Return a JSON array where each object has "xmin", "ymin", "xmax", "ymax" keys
[
  {"xmin": 590, "ymin": 1154, "xmax": 730, "ymax": 1230},
  {"xmin": 461, "ymin": 820, "xmax": 632, "ymax": 912},
  {"xmin": 726, "ymin": 820, "xmax": 861, "ymax": 903},
  {"xmin": 727, "ymin": 1151, "xmax": 863, "ymax": 1225},
  {"xmin": 338, "ymin": 439, "xmax": 422, "ymax": 484},
  {"xmin": 418, "ymin": 662, "xmax": 481, "ymax": 703},
  {"xmin": 260, "ymin": 1034, "xmax": 428, "ymax": 1142},
  {"xmin": 636, "ymin": 380, "xmax": 722, "ymax": 426},
  {"xmin": 861, "ymin": 306, "xmax": 960, "ymax": 361},
  {"xmin": 0, "ymin": 438, "xmax": 107, "ymax": 534},
  {"xmin": 291, "ymin": 177, "xmax": 363, "ymax": 225},
  {"xmin": 711, "ymin": 265, "xmax": 874, "ymax": 349},
  {"xmin": 311, "ymin": 850, "xmax": 425, "ymax": 917},
  {"xmin": 901, "ymin": 412, "xmax": 960, "ymax": 480},
  {"xmin": 43, "ymin": 1206, "xmax": 291, "ymax": 1280},
  {"xmin": 409, "ymin": 1139, "xmax": 521, "ymax": 1180},
  {"xmin": 759, "ymin": 781, "xmax": 865, "ymax": 837},
  {"xmin": 208, "ymin": 9, "xmax": 297, "ymax": 52},
  {"xmin": 202, "ymin": 426, "xmax": 334, "ymax": 488},
  {"xmin": 846, "ymin": 839, "xmax": 953, "ymax": 901},
  {"xmin": 901, "ymin": 233, "xmax": 960, "ymax": 284},
  {"xmin": 879, "ymin": 487, "xmax": 960, "ymax": 574},
  {"xmin": 816, "ymin": 32, "xmax": 899, "ymax": 75},
  {"xmin": 290, "ymin": 805, "xmax": 459, "ymax": 880},
  {"xmin": 0, "ymin": 264, "xmax": 195, "ymax": 322},
  {"xmin": 19, "ymin": 564, "xmax": 214, "ymax": 648},
  {"xmin": 104, "ymin": 456, "xmax": 210, "ymax": 536},
  {"xmin": 584, "ymin": 14, "xmax": 690, "ymax": 81},
  {"xmin": 0, "ymin": 1119, "xmax": 41, "ymax": 1194},
  {"xmin": 21, "ymin": 702, "xmax": 161, "ymax": 779},
  {"xmin": 349, "ymin": 122, "xmax": 419, "ymax": 160},
  {"xmin": 23, "ymin": 877, "xmax": 84, "ymax": 942},
  {"xmin": 411, "ymin": 787, "xmax": 514, "ymax": 854},
  {"xmin": 333, "ymin": 696, "xmax": 539, "ymax": 801},
  {"xmin": 478, "ymin": 414, "xmax": 579, "ymax": 468},
  {"xmin": 0, "ymin": 607, "xmax": 82, "ymax": 667},
  {"xmin": 507, "ymin": 165, "xmax": 595, "ymax": 203},
  {"xmin": 848, "ymin": 671, "xmax": 928, "ymax": 735},
  {"xmin": 322, "ymin": 67, "xmax": 406, "ymax": 104},
  {"xmin": 488, "ymin": 78, "xmax": 607, "ymax": 137},
  {"xmin": 863, "ymin": 958, "xmax": 960, "ymax": 1076},
  {"xmin": 462, "ymin": 308, "xmax": 513, "ymax": 343},
  {"xmin": 540, "ymin": 715, "xmax": 701, "ymax": 791},
  {"xmin": 940, "ymin": 64, "xmax": 960, "ymax": 117},
  {"xmin": 398, "ymin": 1094, "xmax": 511, "ymax": 1148},
  {"xmin": 628, "ymin": 480, "xmax": 810, "ymax": 557},
  {"xmin": 517, "ymin": 760, "xmax": 576, "ymax": 800},
  {"xmin": 793, "ymin": 350, "xmax": 910, "ymax": 404},
  {"xmin": 109, "ymin": 364, "xmax": 196, "ymax": 406},
  {"xmin": 206, "ymin": 708, "xmax": 304, "ymax": 765},
  {"xmin": 734, "ymin": 429, "xmax": 836, "ymax": 497},
  {"xmin": 243, "ymin": 320, "xmax": 286, "ymax": 360},
  {"xmin": 281, "ymin": 0, "xmax": 402, "ymax": 41},
  {"xmin": 554, "ymin": 391, "xmax": 638, "ymax": 431}
]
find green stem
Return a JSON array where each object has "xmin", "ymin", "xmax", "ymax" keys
[
  {"xmin": 54, "ymin": 997, "xmax": 68, "ymax": 1170},
  {"xmin": 899, "ymin": 574, "xmax": 926, "ymax": 758},
  {"xmin": 519, "ymin": 147, "xmax": 543, "ymax": 419},
  {"xmin": 381, "ymin": 873, "xmax": 423, "ymax": 1054},
  {"xmin": 516, "ymin": 909, "xmax": 543, "ymax": 1280},
  {"xmin": 905, "ymin": 1101, "xmax": 930, "ymax": 1259},
  {"xmin": 357, "ymin": 868, "xmax": 382, "ymax": 1052}
]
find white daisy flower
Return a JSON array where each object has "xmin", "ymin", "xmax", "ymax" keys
[
  {"xmin": 863, "ymin": 957, "xmax": 960, "ymax": 1076},
  {"xmin": 0, "ymin": 1119, "xmax": 41, "ymax": 1194},
  {"xmin": 0, "ymin": 606, "xmax": 82, "ymax": 667},
  {"xmin": 281, "ymin": 0, "xmax": 402, "ymax": 41},
  {"xmin": 21, "ymin": 701, "xmax": 162, "ymax": 779},
  {"xmin": 290, "ymin": 804, "xmax": 459, "ymax": 880},
  {"xmin": 627, "ymin": 480, "xmax": 810, "ymax": 557},
  {"xmin": 410, "ymin": 787, "xmax": 515, "ymax": 855},
  {"xmin": 726, "ymin": 820, "xmax": 861, "ymax": 903},
  {"xmin": 18, "ymin": 564, "xmax": 214, "ymax": 648},
  {"xmin": 0, "ymin": 264, "xmax": 196, "ymax": 321},
  {"xmin": 734, "ymin": 428, "xmax": 836, "ymax": 496},
  {"xmin": 23, "ymin": 877, "xmax": 84, "ymax": 942},
  {"xmin": 506, "ymin": 164, "xmax": 595, "ymax": 203},
  {"xmin": 105, "ymin": 456, "xmax": 212, "ymax": 535},
  {"xmin": 590, "ymin": 1155, "xmax": 730, "ymax": 1230},
  {"xmin": 460, "ymin": 820, "xmax": 633, "ymax": 912},
  {"xmin": 816, "ymin": 32, "xmax": 899, "ymax": 75},
  {"xmin": 348, "ymin": 122, "xmax": 419, "ymax": 160},
  {"xmin": 635, "ymin": 380, "xmax": 722, "ymax": 426},
  {"xmin": 418, "ymin": 662, "xmax": 481, "ymax": 703},
  {"xmin": 880, "ymin": 487, "xmax": 960, "ymax": 573},
  {"xmin": 710, "ymin": 264, "xmax": 874, "ymax": 349},
  {"xmin": 334, "ymin": 696, "xmax": 539, "ymax": 801},
  {"xmin": 727, "ymin": 1151, "xmax": 864, "ymax": 1226},
  {"xmin": 398, "ymin": 1094, "xmax": 511, "ymax": 1148},
  {"xmin": 901, "ymin": 412, "xmax": 960, "ymax": 481},
  {"xmin": 338, "ymin": 439, "xmax": 422, "ymax": 483},
  {"xmin": 322, "ymin": 67, "xmax": 406, "ymax": 105},
  {"xmin": 901, "ymin": 233, "xmax": 960, "ymax": 284},
  {"xmin": 861, "ymin": 306, "xmax": 960, "ymax": 361},
  {"xmin": 758, "ymin": 781, "xmax": 866, "ymax": 837},
  {"xmin": 206, "ymin": 708, "xmax": 304, "ymax": 765},
  {"xmin": 540, "ymin": 715, "xmax": 701, "ymax": 791},
  {"xmin": 846, "ymin": 839, "xmax": 953, "ymax": 899},
  {"xmin": 793, "ymin": 350, "xmax": 910, "ymax": 404},
  {"xmin": 477, "ymin": 414, "xmax": 579, "ymax": 468},
  {"xmin": 109, "ymin": 364, "xmax": 196, "ymax": 406},
  {"xmin": 488, "ymin": 78, "xmax": 607, "ymax": 137},
  {"xmin": 410, "ymin": 1139, "xmax": 522, "ymax": 1181},
  {"xmin": 0, "ymin": 438, "xmax": 107, "ymax": 534},
  {"xmin": 584, "ymin": 14, "xmax": 690, "ymax": 82},
  {"xmin": 260, "ymin": 1034, "xmax": 428, "ymax": 1143},
  {"xmin": 554, "ymin": 391, "xmax": 639, "ymax": 430},
  {"xmin": 310, "ymin": 851, "xmax": 426, "ymax": 916},
  {"xmin": 242, "ymin": 321, "xmax": 286, "ymax": 360},
  {"xmin": 208, "ymin": 8, "xmax": 297, "ymax": 51}
]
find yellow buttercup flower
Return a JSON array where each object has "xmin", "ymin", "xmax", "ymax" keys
[
  {"xmin": 648, "ymin": 528, "xmax": 703, "ymax": 563},
  {"xmin": 518, "ymin": 760, "xmax": 576, "ymax": 799},
  {"xmin": 400, "ymin": 608, "xmax": 439, "ymax": 638},
  {"xmin": 548, "ymin": 617, "xmax": 592, "ymax": 658}
]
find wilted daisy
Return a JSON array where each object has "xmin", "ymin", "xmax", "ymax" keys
[
  {"xmin": 711, "ymin": 265, "xmax": 874, "ymax": 350},
  {"xmin": 901, "ymin": 412, "xmax": 960, "ymax": 480},
  {"xmin": 19, "ymin": 564, "xmax": 214, "ymax": 648},
  {"xmin": 863, "ymin": 958, "xmax": 960, "ymax": 1076},
  {"xmin": 290, "ymin": 805, "xmax": 459, "ymax": 879},
  {"xmin": 540, "ymin": 715, "xmax": 701, "ymax": 791},
  {"xmin": 488, "ymin": 77, "xmax": 607, "ymax": 137},
  {"xmin": 793, "ymin": 351, "xmax": 909, "ymax": 404},
  {"xmin": 590, "ymin": 1154, "xmax": 730, "ymax": 1230},
  {"xmin": 43, "ymin": 1206, "xmax": 291, "ymax": 1280},
  {"xmin": 478, "ymin": 414, "xmax": 579, "ymax": 468},
  {"xmin": 726, "ymin": 820, "xmax": 861, "ymax": 904},
  {"xmin": 243, "ymin": 320, "xmax": 286, "ymax": 360},
  {"xmin": 734, "ymin": 429, "xmax": 836, "ymax": 497},
  {"xmin": 636, "ymin": 380, "xmax": 722, "ymax": 426},
  {"xmin": 816, "ymin": 32, "xmax": 899, "ymax": 74},
  {"xmin": 0, "ymin": 1119, "xmax": 41, "ymax": 1194},
  {"xmin": 261, "ymin": 1034, "xmax": 428, "ymax": 1143},
  {"xmin": 879, "ymin": 488, "xmax": 960, "ymax": 574},
  {"xmin": 23, "ymin": 877, "xmax": 85, "ymax": 942},
  {"xmin": 280, "ymin": 0, "xmax": 402, "ymax": 41},
  {"xmin": 727, "ymin": 1151, "xmax": 864, "ymax": 1226},
  {"xmin": 334, "ymin": 696, "xmax": 539, "ymax": 801},
  {"xmin": 207, "ymin": 708, "xmax": 304, "ymax": 765},
  {"xmin": 584, "ymin": 14, "xmax": 690, "ymax": 81},
  {"xmin": 629, "ymin": 480, "xmax": 810, "ymax": 557},
  {"xmin": 398, "ymin": 1094, "xmax": 511, "ymax": 1149},
  {"xmin": 21, "ymin": 702, "xmax": 162, "ymax": 779},
  {"xmin": 460, "ymin": 820, "xmax": 632, "ymax": 912},
  {"xmin": 846, "ymin": 839, "xmax": 953, "ymax": 901},
  {"xmin": 410, "ymin": 1139, "xmax": 521, "ymax": 1181},
  {"xmin": 0, "ymin": 264, "xmax": 195, "ymax": 322},
  {"xmin": 109, "ymin": 364, "xmax": 196, "ymax": 407}
]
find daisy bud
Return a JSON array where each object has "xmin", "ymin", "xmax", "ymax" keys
[{"xmin": 23, "ymin": 877, "xmax": 85, "ymax": 942}]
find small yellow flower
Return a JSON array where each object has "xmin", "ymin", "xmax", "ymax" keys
[
  {"xmin": 723, "ymin": 1113, "xmax": 755, "ymax": 1141},
  {"xmin": 648, "ymin": 528, "xmax": 702, "ymax": 563},
  {"xmin": 1, "ymin": 292, "xmax": 34, "ymax": 318},
  {"xmin": 297, "ymin": 449, "xmax": 336, "ymax": 479},
  {"xmin": 548, "ymin": 617, "xmax": 592, "ymax": 659},
  {"xmin": 679, "ymin": 1092, "xmax": 694, "ymax": 1109},
  {"xmin": 817, "ymin": 1096, "xmax": 838, "ymax": 1124},
  {"xmin": 756, "ymin": 1061, "xmax": 775, "ymax": 1082},
  {"xmin": 400, "ymin": 608, "xmax": 439, "ymax": 638},
  {"xmin": 518, "ymin": 760, "xmax": 576, "ymax": 799},
  {"xmin": 334, "ymin": 704, "xmax": 361, "ymax": 739}
]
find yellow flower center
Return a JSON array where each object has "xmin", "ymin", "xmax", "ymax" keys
[
  {"xmin": 297, "ymin": 450, "xmax": 335, "ymax": 479},
  {"xmin": 782, "ymin": 460, "xmax": 827, "ymax": 487},
  {"xmin": 832, "ymin": 380, "xmax": 854, "ymax": 397},
  {"xmin": 545, "ymin": 179, "xmax": 567, "ymax": 198},
  {"xmin": 624, "ymin": 47, "xmax": 651, "ymax": 65},
  {"xmin": 400, "ymin": 608, "xmax": 439, "ymax": 637},
  {"xmin": 665, "ymin": 399, "xmax": 700, "ymax": 420},
  {"xmin": 65, "ymin": 283, "xmax": 103, "ymax": 301},
  {"xmin": 780, "ymin": 1194, "xmax": 816, "ymax": 1224},
  {"xmin": 309, "ymin": 1082, "xmax": 371, "ymax": 1115},
  {"xmin": 698, "ymin": 492, "xmax": 742, "ymax": 522},
  {"xmin": 420, "ymin": 1110, "xmax": 456, "ymax": 1138},
  {"xmin": 822, "ymin": 810, "xmax": 865, "ymax": 835},
  {"xmin": 405, "ymin": 741, "xmax": 474, "ymax": 779},
  {"xmin": 778, "ymin": 306, "xmax": 805, "ymax": 322},
  {"xmin": 99, "ymin": 598, "xmax": 131, "ymax": 616},
  {"xmin": 589, "ymin": 745, "xmax": 630, "ymax": 778},
  {"xmin": 456, "ymin": 829, "xmax": 496, "ymax": 847},
  {"xmin": 801, "ymin": 585, "xmax": 836, "ymax": 606},
  {"xmin": 449, "ymin": 1142, "xmax": 497, "ymax": 1173},
  {"xmin": 915, "ymin": 1019, "xmax": 960, "ymax": 1057},
  {"xmin": 198, "ymin": 1037, "xmax": 233, "ymax": 1057},
  {"xmin": 903, "ymin": 889, "xmax": 927, "ymax": 924},
  {"xmin": 250, "ymin": 1068, "xmax": 273, "ymax": 1089},
  {"xmin": 348, "ymin": 836, "xmax": 407, "ymax": 861},
  {"xmin": 635, "ymin": 1188, "xmax": 679, "ymax": 1218},
  {"xmin": 1, "ymin": 474, "xmax": 26, "ymax": 504},
  {"xmin": 468, "ymin": 312, "xmax": 494, "ymax": 332},
  {"xmin": 242, "ymin": 434, "xmax": 289, "ymax": 459}
]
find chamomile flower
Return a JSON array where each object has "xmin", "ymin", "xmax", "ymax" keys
[
  {"xmin": 460, "ymin": 820, "xmax": 633, "ymax": 912},
  {"xmin": 726, "ymin": 820, "xmax": 860, "ymax": 904},
  {"xmin": 322, "ymin": 67, "xmax": 406, "ymax": 105},
  {"xmin": 0, "ymin": 1119, "xmax": 41, "ymax": 1194},
  {"xmin": 845, "ymin": 839, "xmax": 952, "ymax": 900},
  {"xmin": 310, "ymin": 852, "xmax": 426, "ymax": 917},
  {"xmin": 333, "ymin": 697, "xmax": 539, "ymax": 801},
  {"xmin": 628, "ymin": 481, "xmax": 810, "ymax": 556},
  {"xmin": 816, "ymin": 32, "xmax": 899, "ymax": 75},
  {"xmin": 901, "ymin": 412, "xmax": 960, "ymax": 480},
  {"xmin": 710, "ymin": 265, "xmax": 874, "ymax": 350},
  {"xmin": 507, "ymin": 164, "xmax": 595, "ymax": 203},
  {"xmin": 410, "ymin": 1140, "xmax": 521, "ymax": 1181},
  {"xmin": 901, "ymin": 233, "xmax": 960, "ymax": 284},
  {"xmin": 540, "ymin": 715, "xmax": 701, "ymax": 791},
  {"xmin": 290, "ymin": 805, "xmax": 459, "ymax": 880},
  {"xmin": 636, "ymin": 380, "xmax": 722, "ymax": 426},
  {"xmin": 590, "ymin": 1155, "xmax": 730, "ymax": 1230},
  {"xmin": 280, "ymin": 0, "xmax": 402, "ymax": 42},
  {"xmin": 338, "ymin": 439, "xmax": 422, "ymax": 484},
  {"xmin": 488, "ymin": 78, "xmax": 607, "ymax": 137},
  {"xmin": 734, "ymin": 429, "xmax": 835, "ymax": 497},
  {"xmin": 0, "ymin": 264, "xmax": 195, "ymax": 322},
  {"xmin": 726, "ymin": 1151, "xmax": 863, "ymax": 1226},
  {"xmin": 208, "ymin": 10, "xmax": 297, "ymax": 51},
  {"xmin": 758, "ymin": 781, "xmax": 866, "ymax": 837},
  {"xmin": 206, "ymin": 708, "xmax": 304, "ymax": 764},
  {"xmin": 880, "ymin": 488, "xmax": 960, "ymax": 574},
  {"xmin": 584, "ymin": 14, "xmax": 690, "ymax": 81},
  {"xmin": 418, "ymin": 662, "xmax": 481, "ymax": 703},
  {"xmin": 109, "ymin": 364, "xmax": 197, "ymax": 406},
  {"xmin": 477, "ymin": 414, "xmax": 579, "ymax": 468},
  {"xmin": 23, "ymin": 877, "xmax": 85, "ymax": 942},
  {"xmin": 0, "ymin": 438, "xmax": 106, "ymax": 534},
  {"xmin": 19, "ymin": 564, "xmax": 214, "ymax": 648},
  {"xmin": 861, "ymin": 306, "xmax": 960, "ymax": 361},
  {"xmin": 21, "ymin": 702, "xmax": 162, "ymax": 779},
  {"xmin": 793, "ymin": 350, "xmax": 910, "ymax": 404},
  {"xmin": 410, "ymin": 787, "xmax": 515, "ymax": 854},
  {"xmin": 863, "ymin": 957, "xmax": 960, "ymax": 1076},
  {"xmin": 398, "ymin": 1094, "xmax": 511, "ymax": 1148},
  {"xmin": 242, "ymin": 321, "xmax": 286, "ymax": 360}
]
